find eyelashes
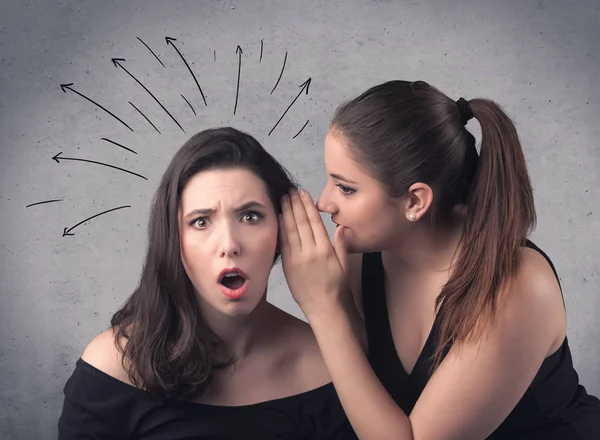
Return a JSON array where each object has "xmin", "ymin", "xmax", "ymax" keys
[
  {"xmin": 335, "ymin": 183, "xmax": 356, "ymax": 195},
  {"xmin": 189, "ymin": 210, "xmax": 265, "ymax": 229},
  {"xmin": 240, "ymin": 211, "xmax": 264, "ymax": 223}
]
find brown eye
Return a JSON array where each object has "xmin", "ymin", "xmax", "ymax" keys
[
  {"xmin": 193, "ymin": 218, "xmax": 209, "ymax": 229},
  {"xmin": 242, "ymin": 212, "xmax": 263, "ymax": 223}
]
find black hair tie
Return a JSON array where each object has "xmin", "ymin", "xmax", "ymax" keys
[{"xmin": 456, "ymin": 97, "xmax": 473, "ymax": 125}]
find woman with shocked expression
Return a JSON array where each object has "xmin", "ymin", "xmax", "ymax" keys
[
  {"xmin": 58, "ymin": 127, "xmax": 357, "ymax": 439},
  {"xmin": 180, "ymin": 167, "xmax": 278, "ymax": 318}
]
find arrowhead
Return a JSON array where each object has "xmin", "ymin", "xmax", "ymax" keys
[
  {"xmin": 62, "ymin": 227, "xmax": 74, "ymax": 237},
  {"xmin": 52, "ymin": 152, "xmax": 63, "ymax": 163},
  {"xmin": 111, "ymin": 58, "xmax": 125, "ymax": 68},
  {"xmin": 165, "ymin": 36, "xmax": 177, "ymax": 45},
  {"xmin": 60, "ymin": 83, "xmax": 73, "ymax": 93},
  {"xmin": 236, "ymin": 45, "xmax": 243, "ymax": 54},
  {"xmin": 299, "ymin": 78, "xmax": 311, "ymax": 94}
]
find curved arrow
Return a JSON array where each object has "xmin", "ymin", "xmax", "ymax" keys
[
  {"xmin": 60, "ymin": 83, "xmax": 133, "ymax": 132},
  {"xmin": 62, "ymin": 205, "xmax": 131, "ymax": 237},
  {"xmin": 268, "ymin": 78, "xmax": 311, "ymax": 136},
  {"xmin": 165, "ymin": 37, "xmax": 207, "ymax": 106},
  {"xmin": 111, "ymin": 58, "xmax": 184, "ymax": 133},
  {"xmin": 52, "ymin": 152, "xmax": 147, "ymax": 180}
]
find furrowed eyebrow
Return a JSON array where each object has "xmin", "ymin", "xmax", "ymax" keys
[{"xmin": 184, "ymin": 201, "xmax": 266, "ymax": 219}]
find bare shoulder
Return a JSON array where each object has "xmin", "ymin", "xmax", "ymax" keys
[
  {"xmin": 346, "ymin": 253, "xmax": 364, "ymax": 318},
  {"xmin": 513, "ymin": 246, "xmax": 564, "ymax": 311},
  {"xmin": 81, "ymin": 327, "xmax": 133, "ymax": 386},
  {"xmin": 500, "ymin": 246, "xmax": 566, "ymax": 352},
  {"xmin": 269, "ymin": 307, "xmax": 331, "ymax": 389}
]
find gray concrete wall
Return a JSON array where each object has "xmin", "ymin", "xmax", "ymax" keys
[{"xmin": 1, "ymin": 0, "xmax": 598, "ymax": 438}]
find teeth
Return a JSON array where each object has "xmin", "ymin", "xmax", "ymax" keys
[{"xmin": 224, "ymin": 272, "xmax": 239, "ymax": 277}]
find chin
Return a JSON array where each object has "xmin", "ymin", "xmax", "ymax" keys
[
  {"xmin": 217, "ymin": 294, "xmax": 264, "ymax": 318},
  {"xmin": 344, "ymin": 234, "xmax": 366, "ymax": 254},
  {"xmin": 219, "ymin": 304, "xmax": 256, "ymax": 318},
  {"xmin": 345, "ymin": 242, "xmax": 360, "ymax": 254},
  {"xmin": 347, "ymin": 237, "xmax": 386, "ymax": 255}
]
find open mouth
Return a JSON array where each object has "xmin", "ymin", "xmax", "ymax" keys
[
  {"xmin": 219, "ymin": 272, "xmax": 247, "ymax": 290},
  {"xmin": 217, "ymin": 267, "xmax": 250, "ymax": 299}
]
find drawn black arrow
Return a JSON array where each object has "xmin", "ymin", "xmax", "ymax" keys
[
  {"xmin": 293, "ymin": 120, "xmax": 310, "ymax": 139},
  {"xmin": 129, "ymin": 102, "xmax": 161, "ymax": 134},
  {"xmin": 234, "ymin": 45, "xmax": 243, "ymax": 115},
  {"xmin": 100, "ymin": 138, "xmax": 137, "ymax": 154},
  {"xmin": 62, "ymin": 205, "xmax": 131, "ymax": 237},
  {"xmin": 181, "ymin": 94, "xmax": 196, "ymax": 115},
  {"xmin": 111, "ymin": 58, "xmax": 184, "ymax": 133},
  {"xmin": 52, "ymin": 152, "xmax": 147, "ymax": 180},
  {"xmin": 26, "ymin": 199, "xmax": 63, "ymax": 208},
  {"xmin": 270, "ymin": 51, "xmax": 287, "ymax": 94},
  {"xmin": 268, "ymin": 78, "xmax": 311, "ymax": 136},
  {"xmin": 137, "ymin": 37, "xmax": 165, "ymax": 68},
  {"xmin": 165, "ymin": 37, "xmax": 207, "ymax": 107},
  {"xmin": 259, "ymin": 39, "xmax": 264, "ymax": 63},
  {"xmin": 60, "ymin": 83, "xmax": 133, "ymax": 132}
]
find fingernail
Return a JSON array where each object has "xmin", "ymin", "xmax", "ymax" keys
[{"xmin": 282, "ymin": 195, "xmax": 288, "ymax": 203}]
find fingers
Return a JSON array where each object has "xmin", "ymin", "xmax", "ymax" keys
[
  {"xmin": 298, "ymin": 189, "xmax": 331, "ymax": 249},
  {"xmin": 280, "ymin": 194, "xmax": 301, "ymax": 252},
  {"xmin": 278, "ymin": 214, "xmax": 290, "ymax": 258},
  {"xmin": 288, "ymin": 189, "xmax": 315, "ymax": 249},
  {"xmin": 333, "ymin": 225, "xmax": 348, "ymax": 274}
]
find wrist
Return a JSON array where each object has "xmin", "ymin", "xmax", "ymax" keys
[{"xmin": 305, "ymin": 298, "xmax": 348, "ymax": 330}]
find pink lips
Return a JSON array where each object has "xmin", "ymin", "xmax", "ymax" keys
[{"xmin": 217, "ymin": 267, "xmax": 249, "ymax": 299}]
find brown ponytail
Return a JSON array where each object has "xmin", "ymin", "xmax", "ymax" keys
[
  {"xmin": 330, "ymin": 80, "xmax": 536, "ymax": 372},
  {"xmin": 431, "ymin": 98, "xmax": 536, "ymax": 369}
]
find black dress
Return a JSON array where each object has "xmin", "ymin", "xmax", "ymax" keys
[
  {"xmin": 58, "ymin": 358, "xmax": 358, "ymax": 439},
  {"xmin": 362, "ymin": 240, "xmax": 600, "ymax": 439}
]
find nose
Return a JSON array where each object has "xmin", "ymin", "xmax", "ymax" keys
[
  {"xmin": 316, "ymin": 185, "xmax": 336, "ymax": 214},
  {"xmin": 218, "ymin": 223, "xmax": 241, "ymax": 258}
]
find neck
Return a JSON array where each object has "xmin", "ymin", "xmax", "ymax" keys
[
  {"xmin": 384, "ymin": 209, "xmax": 466, "ymax": 275},
  {"xmin": 201, "ymin": 293, "xmax": 272, "ymax": 362}
]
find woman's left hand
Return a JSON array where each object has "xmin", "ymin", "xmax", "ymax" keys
[{"xmin": 279, "ymin": 189, "xmax": 349, "ymax": 320}]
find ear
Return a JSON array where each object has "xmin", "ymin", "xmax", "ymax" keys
[{"xmin": 403, "ymin": 182, "xmax": 433, "ymax": 222}]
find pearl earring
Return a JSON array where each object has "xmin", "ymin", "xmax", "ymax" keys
[{"xmin": 409, "ymin": 213, "xmax": 416, "ymax": 221}]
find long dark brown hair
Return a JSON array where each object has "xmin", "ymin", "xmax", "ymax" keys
[
  {"xmin": 331, "ymin": 80, "xmax": 536, "ymax": 370},
  {"xmin": 110, "ymin": 127, "xmax": 297, "ymax": 400}
]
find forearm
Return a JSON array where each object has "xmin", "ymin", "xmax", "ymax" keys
[
  {"xmin": 308, "ymin": 305, "xmax": 414, "ymax": 440},
  {"xmin": 344, "ymin": 294, "xmax": 369, "ymax": 354}
]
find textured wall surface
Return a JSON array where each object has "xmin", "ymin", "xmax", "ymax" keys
[{"xmin": 1, "ymin": 0, "xmax": 599, "ymax": 438}]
